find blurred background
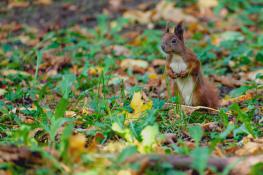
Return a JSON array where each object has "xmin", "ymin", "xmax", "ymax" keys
[{"xmin": 0, "ymin": 1, "xmax": 262, "ymax": 174}]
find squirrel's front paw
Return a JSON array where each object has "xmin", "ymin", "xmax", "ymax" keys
[
  {"xmin": 177, "ymin": 70, "xmax": 189, "ymax": 78},
  {"xmin": 167, "ymin": 68, "xmax": 179, "ymax": 79}
]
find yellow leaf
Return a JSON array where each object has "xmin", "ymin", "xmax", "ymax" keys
[
  {"xmin": 69, "ymin": 133, "xmax": 86, "ymax": 155},
  {"xmin": 129, "ymin": 92, "xmax": 152, "ymax": 118},
  {"xmin": 88, "ymin": 66, "xmax": 103, "ymax": 76},
  {"xmin": 198, "ymin": 0, "xmax": 218, "ymax": 8},
  {"xmin": 130, "ymin": 92, "xmax": 144, "ymax": 112},
  {"xmin": 148, "ymin": 73, "xmax": 158, "ymax": 80},
  {"xmin": 117, "ymin": 170, "xmax": 132, "ymax": 175}
]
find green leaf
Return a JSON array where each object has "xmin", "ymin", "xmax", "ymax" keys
[
  {"xmin": 250, "ymin": 162, "xmax": 263, "ymax": 175},
  {"xmin": 35, "ymin": 50, "xmax": 43, "ymax": 79},
  {"xmin": 54, "ymin": 98, "xmax": 68, "ymax": 119},
  {"xmin": 112, "ymin": 122, "xmax": 134, "ymax": 142},
  {"xmin": 220, "ymin": 31, "xmax": 244, "ymax": 42},
  {"xmin": 190, "ymin": 147, "xmax": 209, "ymax": 175},
  {"xmin": 188, "ymin": 125, "xmax": 203, "ymax": 146},
  {"xmin": 229, "ymin": 86, "xmax": 251, "ymax": 97},
  {"xmin": 58, "ymin": 73, "xmax": 76, "ymax": 99},
  {"xmin": 117, "ymin": 146, "xmax": 138, "ymax": 163}
]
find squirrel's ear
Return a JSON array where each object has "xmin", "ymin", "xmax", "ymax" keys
[
  {"xmin": 174, "ymin": 21, "xmax": 184, "ymax": 41},
  {"xmin": 165, "ymin": 22, "xmax": 170, "ymax": 33}
]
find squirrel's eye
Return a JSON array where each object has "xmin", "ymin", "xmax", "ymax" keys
[{"xmin": 171, "ymin": 39, "xmax": 177, "ymax": 44}]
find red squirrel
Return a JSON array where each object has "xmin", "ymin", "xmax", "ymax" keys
[{"xmin": 161, "ymin": 22, "xmax": 219, "ymax": 108}]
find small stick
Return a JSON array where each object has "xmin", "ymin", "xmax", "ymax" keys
[{"xmin": 164, "ymin": 102, "xmax": 232, "ymax": 115}]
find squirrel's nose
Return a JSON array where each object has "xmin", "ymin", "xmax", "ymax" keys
[{"xmin": 161, "ymin": 45, "xmax": 165, "ymax": 50}]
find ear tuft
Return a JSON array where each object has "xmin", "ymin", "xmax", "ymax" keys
[
  {"xmin": 165, "ymin": 22, "xmax": 170, "ymax": 33},
  {"xmin": 174, "ymin": 21, "xmax": 184, "ymax": 41}
]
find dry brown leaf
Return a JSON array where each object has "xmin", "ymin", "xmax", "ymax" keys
[
  {"xmin": 112, "ymin": 45, "xmax": 131, "ymax": 57},
  {"xmin": 8, "ymin": 1, "xmax": 29, "ymax": 8},
  {"xmin": 198, "ymin": 0, "xmax": 218, "ymax": 9},
  {"xmin": 109, "ymin": 0, "xmax": 123, "ymax": 11},
  {"xmin": 212, "ymin": 75, "xmax": 242, "ymax": 88},
  {"xmin": 123, "ymin": 10, "xmax": 153, "ymax": 24},
  {"xmin": 87, "ymin": 132, "xmax": 105, "ymax": 152},
  {"xmin": 198, "ymin": 0, "xmax": 218, "ymax": 15},
  {"xmin": 19, "ymin": 35, "xmax": 39, "ymax": 46},
  {"xmin": 152, "ymin": 59, "xmax": 166, "ymax": 67},
  {"xmin": 202, "ymin": 122, "xmax": 222, "ymax": 132},
  {"xmin": 121, "ymin": 31, "xmax": 140, "ymax": 40},
  {"xmin": 120, "ymin": 59, "xmax": 149, "ymax": 73},
  {"xmin": 123, "ymin": 0, "xmax": 196, "ymax": 24},
  {"xmin": 247, "ymin": 69, "xmax": 263, "ymax": 84},
  {"xmin": 1, "ymin": 69, "xmax": 31, "ymax": 77},
  {"xmin": 236, "ymin": 136, "xmax": 263, "ymax": 156},
  {"xmin": 65, "ymin": 111, "xmax": 76, "ymax": 118},
  {"xmin": 153, "ymin": 1, "xmax": 197, "ymax": 23},
  {"xmin": 220, "ymin": 91, "xmax": 258, "ymax": 106},
  {"xmin": 34, "ymin": 0, "xmax": 52, "ymax": 5},
  {"xmin": 108, "ymin": 74, "xmax": 129, "ymax": 86}
]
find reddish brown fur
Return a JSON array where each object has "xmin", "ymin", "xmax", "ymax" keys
[{"xmin": 162, "ymin": 23, "xmax": 219, "ymax": 108}]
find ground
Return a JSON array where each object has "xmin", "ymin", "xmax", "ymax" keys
[{"xmin": 0, "ymin": 0, "xmax": 262, "ymax": 175}]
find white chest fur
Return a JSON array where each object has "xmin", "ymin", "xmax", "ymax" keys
[
  {"xmin": 170, "ymin": 54, "xmax": 187, "ymax": 74},
  {"xmin": 169, "ymin": 54, "xmax": 195, "ymax": 105}
]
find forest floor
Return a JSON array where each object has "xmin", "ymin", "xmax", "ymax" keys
[{"xmin": 0, "ymin": 0, "xmax": 262, "ymax": 175}]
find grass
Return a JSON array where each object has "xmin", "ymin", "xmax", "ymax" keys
[{"xmin": 0, "ymin": 1, "xmax": 263, "ymax": 174}]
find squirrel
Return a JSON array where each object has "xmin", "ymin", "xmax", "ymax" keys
[{"xmin": 161, "ymin": 22, "xmax": 219, "ymax": 108}]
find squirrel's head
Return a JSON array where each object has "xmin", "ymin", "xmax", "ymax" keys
[{"xmin": 161, "ymin": 22, "xmax": 185, "ymax": 55}]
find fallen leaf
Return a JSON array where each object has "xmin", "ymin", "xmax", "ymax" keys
[
  {"xmin": 198, "ymin": 0, "xmax": 218, "ymax": 16},
  {"xmin": 235, "ymin": 136, "xmax": 263, "ymax": 156},
  {"xmin": 123, "ymin": 10, "xmax": 152, "ymax": 24},
  {"xmin": 108, "ymin": 75, "xmax": 129, "ymax": 86},
  {"xmin": 0, "ymin": 89, "xmax": 6, "ymax": 96},
  {"xmin": 34, "ymin": 0, "xmax": 53, "ymax": 5},
  {"xmin": 120, "ymin": 59, "xmax": 149, "ymax": 73},
  {"xmin": 117, "ymin": 170, "xmax": 132, "ymax": 175},
  {"xmin": 19, "ymin": 35, "xmax": 39, "ymax": 46},
  {"xmin": 88, "ymin": 66, "xmax": 104, "ymax": 76},
  {"xmin": 198, "ymin": 0, "xmax": 218, "ymax": 9},
  {"xmin": 123, "ymin": 0, "xmax": 196, "ymax": 24},
  {"xmin": 87, "ymin": 132, "xmax": 105, "ymax": 152},
  {"xmin": 129, "ymin": 91, "xmax": 152, "ymax": 118},
  {"xmin": 112, "ymin": 45, "xmax": 131, "ymax": 57},
  {"xmin": 141, "ymin": 124, "xmax": 159, "ymax": 147},
  {"xmin": 8, "ymin": 1, "xmax": 29, "ymax": 8},
  {"xmin": 220, "ymin": 91, "xmax": 258, "ymax": 106},
  {"xmin": 68, "ymin": 133, "xmax": 86, "ymax": 161},
  {"xmin": 65, "ymin": 111, "xmax": 76, "ymax": 118},
  {"xmin": 1, "ymin": 69, "xmax": 31, "ymax": 77},
  {"xmin": 81, "ymin": 107, "xmax": 94, "ymax": 115},
  {"xmin": 247, "ymin": 69, "xmax": 263, "ymax": 84},
  {"xmin": 212, "ymin": 75, "xmax": 242, "ymax": 88},
  {"xmin": 152, "ymin": 59, "xmax": 166, "ymax": 67},
  {"xmin": 109, "ymin": 0, "xmax": 123, "ymax": 11},
  {"xmin": 153, "ymin": 1, "xmax": 197, "ymax": 23}
]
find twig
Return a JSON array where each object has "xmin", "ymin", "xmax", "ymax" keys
[
  {"xmin": 126, "ymin": 154, "xmax": 263, "ymax": 175},
  {"xmin": 164, "ymin": 102, "xmax": 232, "ymax": 115}
]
